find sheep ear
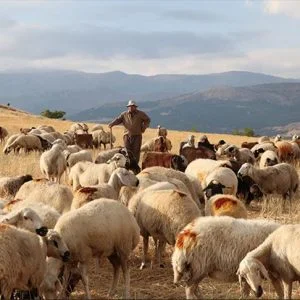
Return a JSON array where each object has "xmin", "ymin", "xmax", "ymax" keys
[
  {"xmin": 257, "ymin": 260, "xmax": 270, "ymax": 280},
  {"xmin": 2, "ymin": 210, "xmax": 20, "ymax": 224}
]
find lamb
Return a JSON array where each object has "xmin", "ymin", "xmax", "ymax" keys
[
  {"xmin": 172, "ymin": 216, "xmax": 280, "ymax": 299},
  {"xmin": 238, "ymin": 163, "xmax": 299, "ymax": 209},
  {"xmin": 15, "ymin": 179, "xmax": 73, "ymax": 214},
  {"xmin": 65, "ymin": 149, "xmax": 93, "ymax": 169},
  {"xmin": 128, "ymin": 189, "xmax": 202, "ymax": 269},
  {"xmin": 205, "ymin": 194, "xmax": 247, "ymax": 219},
  {"xmin": 259, "ymin": 150, "xmax": 279, "ymax": 168},
  {"xmin": 237, "ymin": 224, "xmax": 300, "ymax": 299},
  {"xmin": 0, "ymin": 174, "xmax": 32, "ymax": 199},
  {"xmin": 54, "ymin": 199, "xmax": 139, "ymax": 299},
  {"xmin": 71, "ymin": 167, "xmax": 139, "ymax": 209},
  {"xmin": 4, "ymin": 201, "xmax": 61, "ymax": 229},
  {"xmin": 203, "ymin": 167, "xmax": 238, "ymax": 196},
  {"xmin": 4, "ymin": 134, "xmax": 42, "ymax": 154},
  {"xmin": 141, "ymin": 136, "xmax": 172, "ymax": 152},
  {"xmin": 223, "ymin": 145, "xmax": 255, "ymax": 164},
  {"xmin": 0, "ymin": 126, "xmax": 8, "ymax": 143},
  {"xmin": 78, "ymin": 153, "xmax": 127, "ymax": 187},
  {"xmin": 0, "ymin": 224, "xmax": 69, "ymax": 299},
  {"xmin": 40, "ymin": 144, "xmax": 67, "ymax": 183}
]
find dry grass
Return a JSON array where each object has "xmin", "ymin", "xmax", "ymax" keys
[{"xmin": 1, "ymin": 106, "xmax": 300, "ymax": 299}]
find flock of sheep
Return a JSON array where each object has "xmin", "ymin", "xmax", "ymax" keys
[{"xmin": 1, "ymin": 122, "xmax": 300, "ymax": 299}]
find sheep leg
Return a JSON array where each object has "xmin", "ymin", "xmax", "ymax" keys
[
  {"xmin": 107, "ymin": 254, "xmax": 121, "ymax": 298},
  {"xmin": 157, "ymin": 239, "xmax": 167, "ymax": 268},
  {"xmin": 282, "ymin": 280, "xmax": 292, "ymax": 299},
  {"xmin": 140, "ymin": 236, "xmax": 149, "ymax": 270},
  {"xmin": 269, "ymin": 273, "xmax": 284, "ymax": 299},
  {"xmin": 185, "ymin": 283, "xmax": 202, "ymax": 299},
  {"xmin": 78, "ymin": 262, "xmax": 91, "ymax": 299},
  {"xmin": 239, "ymin": 280, "xmax": 250, "ymax": 298},
  {"xmin": 120, "ymin": 255, "xmax": 130, "ymax": 299}
]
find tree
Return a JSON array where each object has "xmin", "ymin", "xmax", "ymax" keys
[
  {"xmin": 40, "ymin": 109, "xmax": 66, "ymax": 119},
  {"xmin": 243, "ymin": 127, "xmax": 255, "ymax": 137}
]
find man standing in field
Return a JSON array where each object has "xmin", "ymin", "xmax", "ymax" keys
[{"xmin": 108, "ymin": 100, "xmax": 151, "ymax": 163}]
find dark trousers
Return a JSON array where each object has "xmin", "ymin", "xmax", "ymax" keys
[{"xmin": 123, "ymin": 134, "xmax": 142, "ymax": 163}]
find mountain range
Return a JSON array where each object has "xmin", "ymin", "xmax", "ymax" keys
[{"xmin": 1, "ymin": 69, "xmax": 300, "ymax": 135}]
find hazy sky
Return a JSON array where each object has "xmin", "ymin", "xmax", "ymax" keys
[{"xmin": 1, "ymin": 0, "xmax": 300, "ymax": 77}]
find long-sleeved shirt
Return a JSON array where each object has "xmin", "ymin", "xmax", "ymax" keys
[{"xmin": 109, "ymin": 109, "xmax": 151, "ymax": 136}]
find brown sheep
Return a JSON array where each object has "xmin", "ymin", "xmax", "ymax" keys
[
  {"xmin": 241, "ymin": 141, "xmax": 258, "ymax": 149},
  {"xmin": 275, "ymin": 141, "xmax": 294, "ymax": 162},
  {"xmin": 180, "ymin": 145, "xmax": 216, "ymax": 164},
  {"xmin": 153, "ymin": 136, "xmax": 168, "ymax": 152}
]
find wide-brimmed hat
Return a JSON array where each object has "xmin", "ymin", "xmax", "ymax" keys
[{"xmin": 126, "ymin": 100, "xmax": 138, "ymax": 107}]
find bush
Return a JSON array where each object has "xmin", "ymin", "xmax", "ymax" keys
[
  {"xmin": 40, "ymin": 109, "xmax": 66, "ymax": 119},
  {"xmin": 232, "ymin": 127, "xmax": 255, "ymax": 137}
]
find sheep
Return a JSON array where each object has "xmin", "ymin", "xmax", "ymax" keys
[
  {"xmin": 94, "ymin": 148, "xmax": 122, "ymax": 164},
  {"xmin": 70, "ymin": 123, "xmax": 88, "ymax": 133},
  {"xmin": 3, "ymin": 133, "xmax": 21, "ymax": 154},
  {"xmin": 259, "ymin": 150, "xmax": 279, "ymax": 168},
  {"xmin": 241, "ymin": 141, "xmax": 258, "ymax": 149},
  {"xmin": 153, "ymin": 136, "xmax": 169, "ymax": 152},
  {"xmin": 223, "ymin": 145, "xmax": 255, "ymax": 164},
  {"xmin": 37, "ymin": 125, "xmax": 56, "ymax": 133},
  {"xmin": 15, "ymin": 180, "xmax": 73, "ymax": 214},
  {"xmin": 172, "ymin": 216, "xmax": 280, "ymax": 299},
  {"xmin": 54, "ymin": 199, "xmax": 139, "ymax": 299},
  {"xmin": 128, "ymin": 189, "xmax": 202, "ymax": 269},
  {"xmin": 292, "ymin": 134, "xmax": 300, "ymax": 148},
  {"xmin": 290, "ymin": 141, "xmax": 300, "ymax": 159},
  {"xmin": 205, "ymin": 194, "xmax": 247, "ymax": 218},
  {"xmin": 66, "ymin": 149, "xmax": 93, "ymax": 169},
  {"xmin": 141, "ymin": 151, "xmax": 187, "ymax": 172},
  {"xmin": 0, "ymin": 224, "xmax": 69, "ymax": 299},
  {"xmin": 91, "ymin": 124, "xmax": 104, "ymax": 132},
  {"xmin": 66, "ymin": 144, "xmax": 82, "ymax": 153},
  {"xmin": 237, "ymin": 224, "xmax": 300, "ymax": 299},
  {"xmin": 185, "ymin": 158, "xmax": 232, "ymax": 183},
  {"xmin": 0, "ymin": 174, "xmax": 32, "ymax": 199},
  {"xmin": 71, "ymin": 167, "xmax": 139, "ymax": 209},
  {"xmin": 0, "ymin": 126, "xmax": 8, "ymax": 143},
  {"xmin": 68, "ymin": 161, "xmax": 94, "ymax": 191},
  {"xmin": 40, "ymin": 144, "xmax": 67, "ymax": 183},
  {"xmin": 258, "ymin": 136, "xmax": 270, "ymax": 143},
  {"xmin": 141, "ymin": 137, "xmax": 172, "ymax": 152},
  {"xmin": 157, "ymin": 125, "xmax": 168, "ymax": 137},
  {"xmin": 204, "ymin": 167, "xmax": 238, "ymax": 197},
  {"xmin": 74, "ymin": 133, "xmax": 93, "ymax": 149},
  {"xmin": 238, "ymin": 162, "xmax": 299, "ymax": 209},
  {"xmin": 4, "ymin": 201, "xmax": 61, "ymax": 229},
  {"xmin": 92, "ymin": 129, "xmax": 116, "ymax": 149},
  {"xmin": 274, "ymin": 141, "xmax": 294, "ymax": 162},
  {"xmin": 52, "ymin": 138, "xmax": 67, "ymax": 149},
  {"xmin": 181, "ymin": 135, "xmax": 195, "ymax": 150},
  {"xmin": 251, "ymin": 142, "xmax": 277, "ymax": 159},
  {"xmin": 0, "ymin": 207, "xmax": 48, "ymax": 235},
  {"xmin": 180, "ymin": 146, "xmax": 216, "ymax": 164},
  {"xmin": 4, "ymin": 134, "xmax": 42, "ymax": 154},
  {"xmin": 139, "ymin": 166, "xmax": 205, "ymax": 206},
  {"xmin": 78, "ymin": 153, "xmax": 127, "ymax": 187}
]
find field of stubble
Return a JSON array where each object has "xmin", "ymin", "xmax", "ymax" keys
[{"xmin": 1, "ymin": 106, "xmax": 300, "ymax": 299}]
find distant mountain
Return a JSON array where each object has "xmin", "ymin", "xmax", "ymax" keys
[
  {"xmin": 70, "ymin": 82, "xmax": 300, "ymax": 135},
  {"xmin": 0, "ymin": 69, "xmax": 296, "ymax": 115}
]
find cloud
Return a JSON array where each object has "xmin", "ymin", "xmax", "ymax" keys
[
  {"xmin": 264, "ymin": 0, "xmax": 300, "ymax": 18},
  {"xmin": 163, "ymin": 10, "xmax": 226, "ymax": 22}
]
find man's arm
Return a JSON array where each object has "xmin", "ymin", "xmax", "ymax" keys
[
  {"xmin": 141, "ymin": 111, "xmax": 151, "ymax": 132},
  {"xmin": 108, "ymin": 113, "xmax": 124, "ymax": 128}
]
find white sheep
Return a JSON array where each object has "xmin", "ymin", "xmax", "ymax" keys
[
  {"xmin": 68, "ymin": 161, "xmax": 94, "ymax": 191},
  {"xmin": 258, "ymin": 136, "xmax": 271, "ymax": 143},
  {"xmin": 251, "ymin": 142, "xmax": 278, "ymax": 159},
  {"xmin": 172, "ymin": 216, "xmax": 280, "ymax": 299},
  {"xmin": 204, "ymin": 167, "xmax": 238, "ymax": 196},
  {"xmin": 4, "ymin": 201, "xmax": 61, "ymax": 229},
  {"xmin": 128, "ymin": 189, "xmax": 202, "ymax": 269},
  {"xmin": 237, "ymin": 224, "xmax": 300, "ymax": 299},
  {"xmin": 238, "ymin": 163, "xmax": 299, "ymax": 209},
  {"xmin": 78, "ymin": 153, "xmax": 127, "ymax": 187},
  {"xmin": 92, "ymin": 129, "xmax": 116, "ymax": 149},
  {"xmin": 71, "ymin": 167, "xmax": 139, "ymax": 209},
  {"xmin": 40, "ymin": 144, "xmax": 67, "ymax": 183},
  {"xmin": 205, "ymin": 194, "xmax": 247, "ymax": 219},
  {"xmin": 0, "ymin": 225, "xmax": 69, "ymax": 299},
  {"xmin": 259, "ymin": 150, "xmax": 279, "ymax": 168},
  {"xmin": 3, "ymin": 134, "xmax": 42, "ymax": 154},
  {"xmin": 94, "ymin": 148, "xmax": 122, "ymax": 164},
  {"xmin": 54, "ymin": 199, "xmax": 140, "ymax": 299},
  {"xmin": 0, "ymin": 174, "xmax": 33, "ymax": 199},
  {"xmin": 91, "ymin": 124, "xmax": 104, "ymax": 132},
  {"xmin": 15, "ymin": 180, "xmax": 73, "ymax": 214},
  {"xmin": 37, "ymin": 125, "xmax": 56, "ymax": 133},
  {"xmin": 66, "ymin": 149, "xmax": 93, "ymax": 169},
  {"xmin": 0, "ymin": 207, "xmax": 47, "ymax": 235},
  {"xmin": 139, "ymin": 166, "xmax": 204, "ymax": 206},
  {"xmin": 3, "ymin": 134, "xmax": 21, "ymax": 154}
]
